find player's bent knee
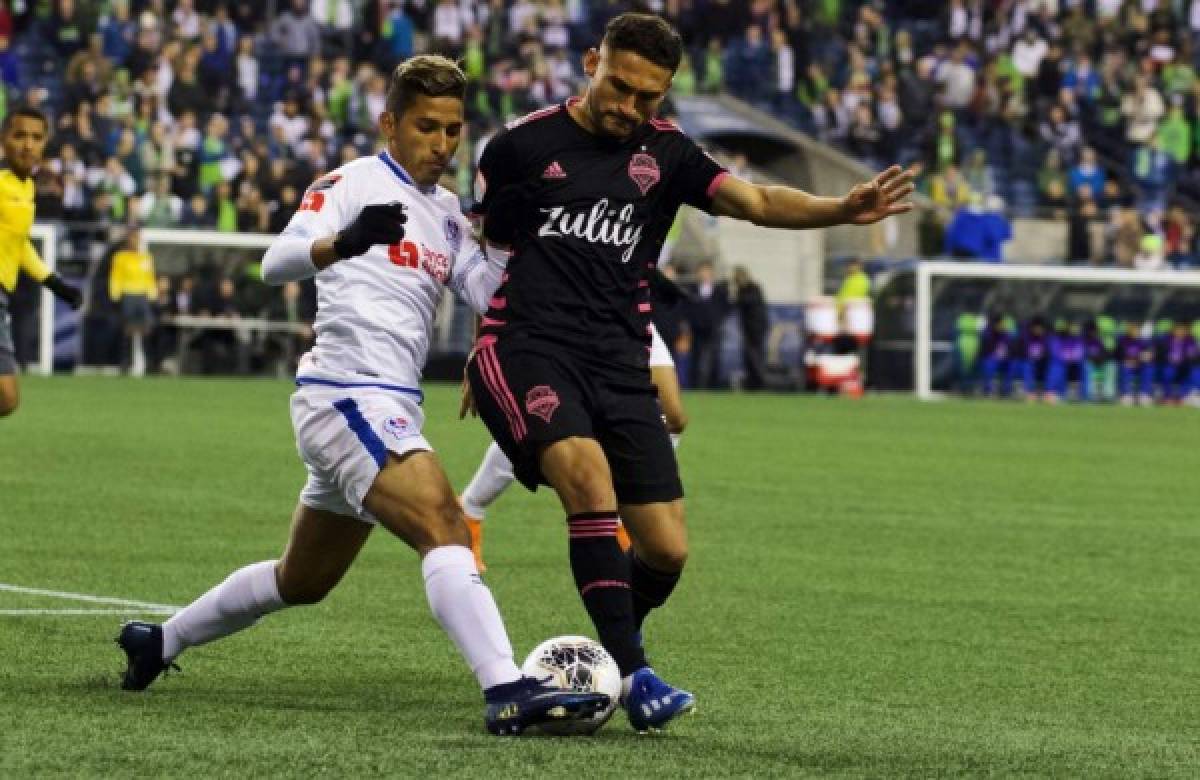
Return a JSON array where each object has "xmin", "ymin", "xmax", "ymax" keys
[
  {"xmin": 405, "ymin": 495, "xmax": 471, "ymax": 553},
  {"xmin": 428, "ymin": 497, "xmax": 471, "ymax": 548},
  {"xmin": 645, "ymin": 544, "xmax": 688, "ymax": 573}
]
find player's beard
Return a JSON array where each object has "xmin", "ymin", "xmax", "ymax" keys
[{"xmin": 603, "ymin": 113, "xmax": 637, "ymax": 138}]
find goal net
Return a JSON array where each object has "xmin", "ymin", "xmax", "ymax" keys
[{"xmin": 910, "ymin": 261, "xmax": 1200, "ymax": 401}]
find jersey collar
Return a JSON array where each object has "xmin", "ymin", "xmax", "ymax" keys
[{"xmin": 377, "ymin": 150, "xmax": 436, "ymax": 195}]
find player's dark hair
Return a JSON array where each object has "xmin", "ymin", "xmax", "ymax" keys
[
  {"xmin": 602, "ymin": 12, "xmax": 683, "ymax": 71},
  {"xmin": 2, "ymin": 105, "xmax": 49, "ymax": 133},
  {"xmin": 386, "ymin": 55, "xmax": 466, "ymax": 116}
]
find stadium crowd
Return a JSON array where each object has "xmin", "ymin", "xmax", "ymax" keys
[
  {"xmin": 5, "ymin": 0, "xmax": 1198, "ymax": 268},
  {"xmin": 2, "ymin": 0, "xmax": 1199, "ymax": 377},
  {"xmin": 770, "ymin": 1, "xmax": 1200, "ymax": 267}
]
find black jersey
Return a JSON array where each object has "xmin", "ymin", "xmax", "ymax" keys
[{"xmin": 476, "ymin": 99, "xmax": 727, "ymax": 367}]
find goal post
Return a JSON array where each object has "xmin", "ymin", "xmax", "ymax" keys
[
  {"xmin": 914, "ymin": 261, "xmax": 1200, "ymax": 401},
  {"xmin": 31, "ymin": 223, "xmax": 58, "ymax": 376}
]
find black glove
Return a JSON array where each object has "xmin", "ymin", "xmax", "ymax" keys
[
  {"xmin": 43, "ymin": 274, "xmax": 82, "ymax": 309},
  {"xmin": 333, "ymin": 202, "xmax": 408, "ymax": 259}
]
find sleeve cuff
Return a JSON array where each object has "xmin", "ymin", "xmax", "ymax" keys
[{"xmin": 706, "ymin": 171, "xmax": 730, "ymax": 199}]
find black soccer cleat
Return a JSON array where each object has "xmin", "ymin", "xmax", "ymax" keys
[
  {"xmin": 483, "ymin": 676, "xmax": 610, "ymax": 736},
  {"xmin": 115, "ymin": 621, "xmax": 177, "ymax": 691}
]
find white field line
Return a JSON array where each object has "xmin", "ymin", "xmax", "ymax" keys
[
  {"xmin": 0, "ymin": 608, "xmax": 177, "ymax": 616},
  {"xmin": 0, "ymin": 583, "xmax": 180, "ymax": 614}
]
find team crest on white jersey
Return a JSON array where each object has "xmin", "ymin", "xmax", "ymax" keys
[{"xmin": 444, "ymin": 216, "xmax": 462, "ymax": 253}]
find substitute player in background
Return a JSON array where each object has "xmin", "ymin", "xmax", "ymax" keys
[
  {"xmin": 460, "ymin": 319, "xmax": 686, "ymax": 571},
  {"xmin": 115, "ymin": 56, "xmax": 607, "ymax": 736},
  {"xmin": 468, "ymin": 13, "xmax": 914, "ymax": 732},
  {"xmin": 0, "ymin": 107, "xmax": 82, "ymax": 415}
]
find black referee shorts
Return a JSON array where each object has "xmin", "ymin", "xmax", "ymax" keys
[{"xmin": 467, "ymin": 335, "xmax": 682, "ymax": 505}]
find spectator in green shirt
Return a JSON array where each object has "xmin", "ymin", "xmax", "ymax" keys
[{"xmin": 1157, "ymin": 103, "xmax": 1192, "ymax": 165}]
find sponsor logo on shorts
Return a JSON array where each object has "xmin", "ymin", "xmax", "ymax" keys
[
  {"xmin": 383, "ymin": 416, "xmax": 411, "ymax": 438},
  {"xmin": 525, "ymin": 385, "xmax": 560, "ymax": 424}
]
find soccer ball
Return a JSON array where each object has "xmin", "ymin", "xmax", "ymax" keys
[{"xmin": 521, "ymin": 635, "xmax": 621, "ymax": 735}]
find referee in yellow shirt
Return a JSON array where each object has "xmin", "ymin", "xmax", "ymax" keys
[
  {"xmin": 0, "ymin": 107, "xmax": 82, "ymax": 417},
  {"xmin": 109, "ymin": 225, "xmax": 156, "ymax": 376}
]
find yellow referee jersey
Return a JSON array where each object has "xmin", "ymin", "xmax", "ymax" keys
[
  {"xmin": 109, "ymin": 249, "xmax": 157, "ymax": 300},
  {"xmin": 0, "ymin": 168, "xmax": 49, "ymax": 293}
]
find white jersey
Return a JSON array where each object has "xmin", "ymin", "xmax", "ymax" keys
[{"xmin": 275, "ymin": 151, "xmax": 493, "ymax": 389}]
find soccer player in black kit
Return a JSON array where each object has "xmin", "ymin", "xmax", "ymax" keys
[{"xmin": 467, "ymin": 13, "xmax": 914, "ymax": 732}]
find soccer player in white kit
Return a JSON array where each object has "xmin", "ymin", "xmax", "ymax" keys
[
  {"xmin": 115, "ymin": 56, "xmax": 608, "ymax": 736},
  {"xmin": 460, "ymin": 323, "xmax": 687, "ymax": 570}
]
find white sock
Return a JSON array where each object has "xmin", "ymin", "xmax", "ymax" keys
[
  {"xmin": 670, "ymin": 432, "xmax": 681, "ymax": 450},
  {"xmin": 460, "ymin": 442, "xmax": 515, "ymax": 520},
  {"xmin": 161, "ymin": 560, "xmax": 285, "ymax": 662},
  {"xmin": 131, "ymin": 332, "xmax": 146, "ymax": 377},
  {"xmin": 422, "ymin": 545, "xmax": 521, "ymax": 690}
]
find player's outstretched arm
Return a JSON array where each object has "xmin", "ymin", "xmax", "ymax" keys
[
  {"xmin": 710, "ymin": 165, "xmax": 917, "ymax": 230},
  {"xmin": 262, "ymin": 202, "xmax": 408, "ymax": 285}
]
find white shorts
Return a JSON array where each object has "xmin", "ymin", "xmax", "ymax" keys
[
  {"xmin": 290, "ymin": 384, "xmax": 432, "ymax": 524},
  {"xmin": 649, "ymin": 323, "xmax": 674, "ymax": 368}
]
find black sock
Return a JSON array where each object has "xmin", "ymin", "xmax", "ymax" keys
[
  {"xmin": 630, "ymin": 551, "xmax": 682, "ymax": 631},
  {"xmin": 567, "ymin": 511, "xmax": 645, "ymax": 676}
]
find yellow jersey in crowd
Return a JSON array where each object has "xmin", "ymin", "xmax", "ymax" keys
[
  {"xmin": 0, "ymin": 168, "xmax": 50, "ymax": 294},
  {"xmin": 109, "ymin": 249, "xmax": 157, "ymax": 300}
]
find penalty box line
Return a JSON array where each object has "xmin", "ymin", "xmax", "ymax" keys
[{"xmin": 0, "ymin": 583, "xmax": 180, "ymax": 616}]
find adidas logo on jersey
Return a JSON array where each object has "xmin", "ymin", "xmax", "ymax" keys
[{"xmin": 542, "ymin": 161, "xmax": 567, "ymax": 179}]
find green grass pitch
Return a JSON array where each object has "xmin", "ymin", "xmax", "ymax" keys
[{"xmin": 2, "ymin": 376, "xmax": 1198, "ymax": 776}]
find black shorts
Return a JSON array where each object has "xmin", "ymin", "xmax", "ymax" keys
[{"xmin": 467, "ymin": 335, "xmax": 682, "ymax": 505}]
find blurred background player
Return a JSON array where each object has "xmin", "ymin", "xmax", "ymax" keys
[
  {"xmin": 1019, "ymin": 316, "xmax": 1053, "ymax": 403},
  {"xmin": 114, "ymin": 56, "xmax": 607, "ymax": 736},
  {"xmin": 1049, "ymin": 321, "xmax": 1087, "ymax": 402},
  {"xmin": 0, "ymin": 106, "xmax": 82, "ymax": 416},
  {"xmin": 459, "ymin": 321, "xmax": 688, "ymax": 571},
  {"xmin": 977, "ymin": 312, "xmax": 1014, "ymax": 398},
  {"xmin": 1082, "ymin": 320, "xmax": 1113, "ymax": 403},
  {"xmin": 1157, "ymin": 320, "xmax": 1197, "ymax": 405},
  {"xmin": 108, "ymin": 225, "xmax": 157, "ymax": 377},
  {"xmin": 1116, "ymin": 321, "xmax": 1156, "ymax": 407},
  {"xmin": 730, "ymin": 265, "xmax": 768, "ymax": 391}
]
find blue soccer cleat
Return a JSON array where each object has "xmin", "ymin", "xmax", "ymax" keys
[
  {"xmin": 621, "ymin": 667, "xmax": 695, "ymax": 733},
  {"xmin": 115, "ymin": 621, "xmax": 178, "ymax": 691},
  {"xmin": 484, "ymin": 676, "xmax": 611, "ymax": 736}
]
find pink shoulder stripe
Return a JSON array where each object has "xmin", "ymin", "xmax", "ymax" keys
[
  {"xmin": 507, "ymin": 104, "xmax": 563, "ymax": 128},
  {"xmin": 649, "ymin": 118, "xmax": 681, "ymax": 133}
]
